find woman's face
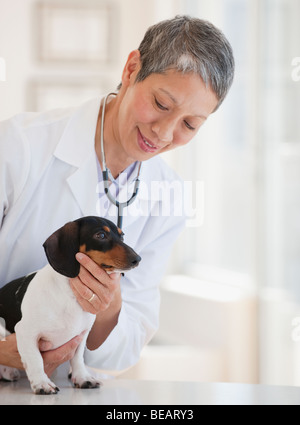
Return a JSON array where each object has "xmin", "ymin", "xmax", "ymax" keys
[{"xmin": 112, "ymin": 51, "xmax": 219, "ymax": 164}]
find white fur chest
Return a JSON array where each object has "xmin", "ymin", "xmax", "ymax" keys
[{"xmin": 20, "ymin": 265, "xmax": 96, "ymax": 349}]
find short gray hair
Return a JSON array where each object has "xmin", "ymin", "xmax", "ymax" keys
[{"xmin": 119, "ymin": 16, "xmax": 235, "ymax": 110}]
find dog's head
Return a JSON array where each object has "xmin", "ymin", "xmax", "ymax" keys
[{"xmin": 43, "ymin": 216, "xmax": 141, "ymax": 278}]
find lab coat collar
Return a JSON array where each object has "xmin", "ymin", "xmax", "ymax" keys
[{"xmin": 54, "ymin": 98, "xmax": 101, "ymax": 168}]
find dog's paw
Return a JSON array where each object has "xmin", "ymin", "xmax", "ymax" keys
[
  {"xmin": 31, "ymin": 378, "xmax": 60, "ymax": 395},
  {"xmin": 0, "ymin": 365, "xmax": 20, "ymax": 382},
  {"xmin": 71, "ymin": 373, "xmax": 101, "ymax": 390}
]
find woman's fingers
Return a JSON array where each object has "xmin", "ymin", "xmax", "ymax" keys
[
  {"xmin": 42, "ymin": 332, "xmax": 86, "ymax": 377},
  {"xmin": 69, "ymin": 253, "xmax": 121, "ymax": 315}
]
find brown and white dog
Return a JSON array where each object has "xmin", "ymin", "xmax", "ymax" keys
[{"xmin": 0, "ymin": 216, "xmax": 141, "ymax": 394}]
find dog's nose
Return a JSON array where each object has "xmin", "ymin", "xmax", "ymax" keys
[{"xmin": 132, "ymin": 255, "xmax": 141, "ymax": 266}]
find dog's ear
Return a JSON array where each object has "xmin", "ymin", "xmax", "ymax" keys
[{"xmin": 43, "ymin": 221, "xmax": 81, "ymax": 278}]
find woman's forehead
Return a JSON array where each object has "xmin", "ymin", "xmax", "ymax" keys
[{"xmin": 142, "ymin": 70, "xmax": 219, "ymax": 117}]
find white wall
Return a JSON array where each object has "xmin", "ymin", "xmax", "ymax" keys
[
  {"xmin": 0, "ymin": 0, "xmax": 34, "ymax": 119},
  {"xmin": 0, "ymin": 0, "xmax": 183, "ymax": 120}
]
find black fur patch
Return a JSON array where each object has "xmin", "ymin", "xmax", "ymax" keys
[{"xmin": 0, "ymin": 273, "xmax": 37, "ymax": 334}]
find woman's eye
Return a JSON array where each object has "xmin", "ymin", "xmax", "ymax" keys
[
  {"xmin": 155, "ymin": 98, "xmax": 168, "ymax": 111},
  {"xmin": 184, "ymin": 121, "xmax": 196, "ymax": 131}
]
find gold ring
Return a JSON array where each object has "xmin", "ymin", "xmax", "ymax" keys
[{"xmin": 88, "ymin": 293, "xmax": 96, "ymax": 303}]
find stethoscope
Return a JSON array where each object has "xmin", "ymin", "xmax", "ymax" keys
[{"xmin": 100, "ymin": 93, "xmax": 142, "ymax": 229}]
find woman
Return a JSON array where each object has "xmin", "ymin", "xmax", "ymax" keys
[{"xmin": 0, "ymin": 16, "xmax": 234, "ymax": 378}]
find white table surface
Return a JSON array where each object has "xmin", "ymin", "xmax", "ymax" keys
[{"xmin": 1, "ymin": 377, "xmax": 300, "ymax": 405}]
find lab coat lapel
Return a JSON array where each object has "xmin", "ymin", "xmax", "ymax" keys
[
  {"xmin": 66, "ymin": 154, "xmax": 98, "ymax": 216},
  {"xmin": 54, "ymin": 98, "xmax": 101, "ymax": 216}
]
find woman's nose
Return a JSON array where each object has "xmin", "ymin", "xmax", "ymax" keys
[{"xmin": 151, "ymin": 119, "xmax": 175, "ymax": 144}]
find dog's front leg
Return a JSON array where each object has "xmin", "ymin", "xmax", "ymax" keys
[
  {"xmin": 15, "ymin": 322, "xmax": 59, "ymax": 395},
  {"xmin": 69, "ymin": 333, "xmax": 101, "ymax": 389}
]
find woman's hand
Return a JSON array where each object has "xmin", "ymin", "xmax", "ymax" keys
[
  {"xmin": 69, "ymin": 253, "xmax": 122, "ymax": 350},
  {"xmin": 0, "ymin": 333, "xmax": 24, "ymax": 371},
  {"xmin": 69, "ymin": 253, "xmax": 122, "ymax": 316},
  {"xmin": 0, "ymin": 332, "xmax": 86, "ymax": 378},
  {"xmin": 39, "ymin": 332, "xmax": 86, "ymax": 377}
]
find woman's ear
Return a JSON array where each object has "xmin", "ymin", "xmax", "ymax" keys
[{"xmin": 121, "ymin": 50, "xmax": 141, "ymax": 87}]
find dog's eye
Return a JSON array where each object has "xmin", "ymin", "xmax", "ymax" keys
[{"xmin": 95, "ymin": 232, "xmax": 106, "ymax": 240}]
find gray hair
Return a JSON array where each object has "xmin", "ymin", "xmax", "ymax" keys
[{"xmin": 119, "ymin": 16, "xmax": 235, "ymax": 110}]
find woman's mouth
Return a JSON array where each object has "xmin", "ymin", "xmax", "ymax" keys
[{"xmin": 137, "ymin": 129, "xmax": 159, "ymax": 154}]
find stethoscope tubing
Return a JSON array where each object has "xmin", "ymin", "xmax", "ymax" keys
[{"xmin": 100, "ymin": 93, "xmax": 142, "ymax": 229}]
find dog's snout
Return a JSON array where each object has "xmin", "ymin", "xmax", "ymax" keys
[{"xmin": 131, "ymin": 255, "xmax": 141, "ymax": 267}]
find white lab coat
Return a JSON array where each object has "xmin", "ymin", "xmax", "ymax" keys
[{"xmin": 0, "ymin": 97, "xmax": 185, "ymax": 372}]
